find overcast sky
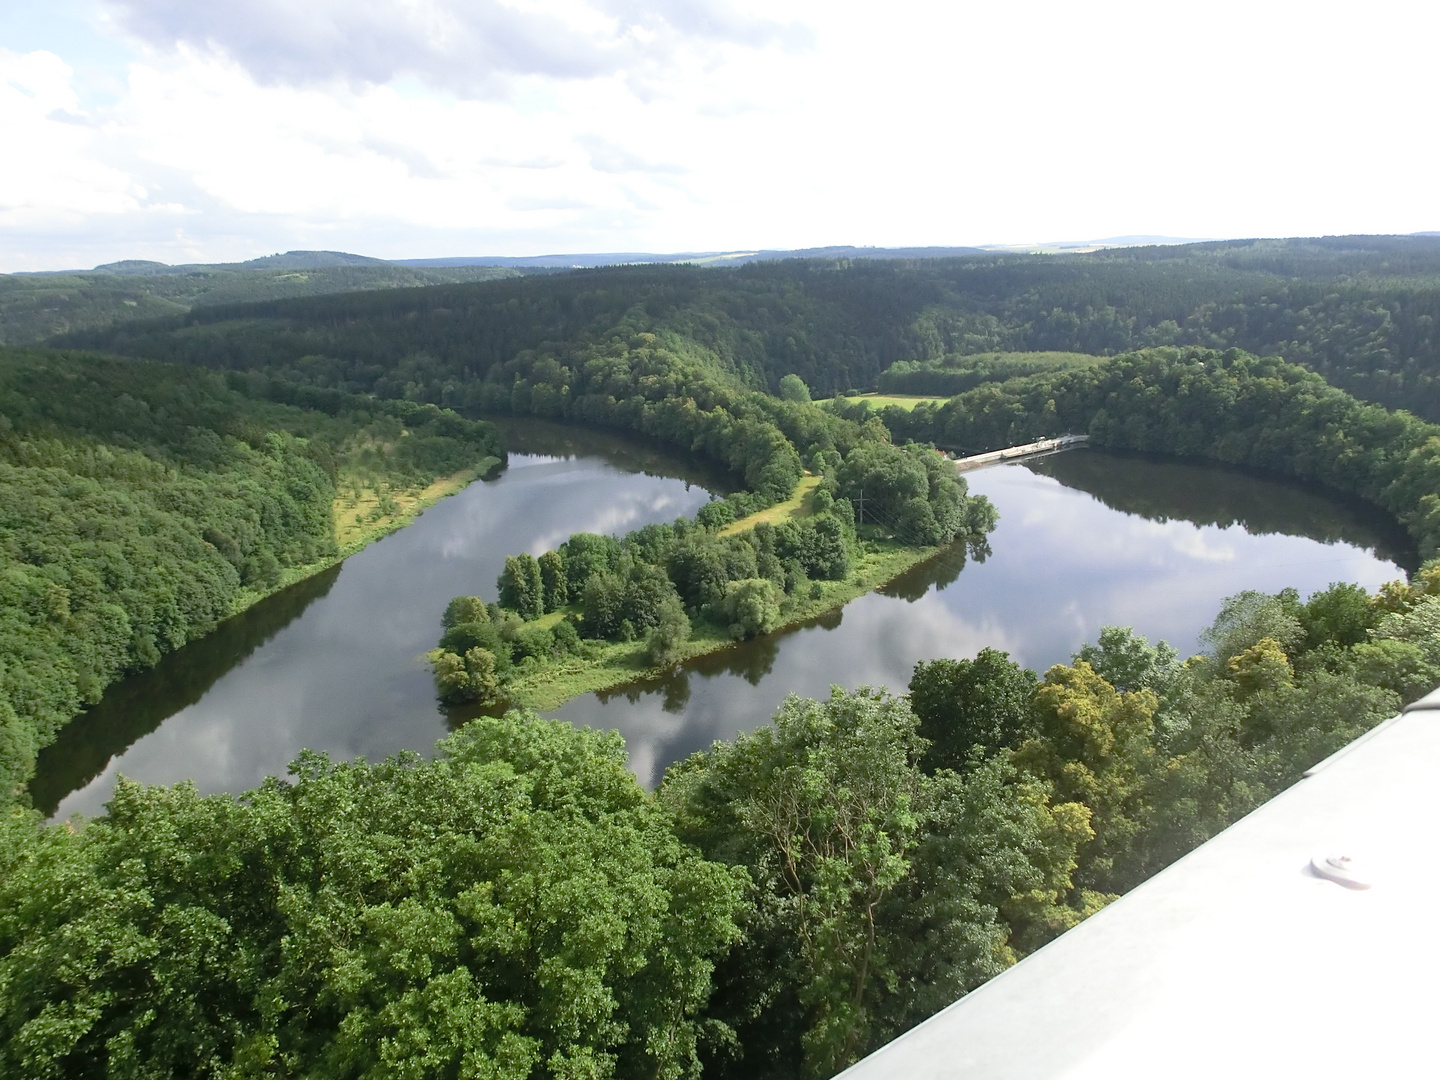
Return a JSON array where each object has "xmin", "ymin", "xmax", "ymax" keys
[{"xmin": 2, "ymin": 0, "xmax": 1436, "ymax": 271}]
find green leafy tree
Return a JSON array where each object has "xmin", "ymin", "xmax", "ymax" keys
[
  {"xmin": 662, "ymin": 688, "xmax": 1087, "ymax": 1079},
  {"xmin": 497, "ymin": 554, "xmax": 543, "ymax": 620},
  {"xmin": 442, "ymin": 595, "xmax": 489, "ymax": 628},
  {"xmin": 645, "ymin": 595, "xmax": 692, "ymax": 666},
  {"xmin": 907, "ymin": 649, "xmax": 1038, "ymax": 771},
  {"xmin": 1073, "ymin": 626, "xmax": 1180, "ymax": 696},
  {"xmin": 835, "ymin": 442, "xmax": 983, "ymax": 547},
  {"xmin": 0, "ymin": 716, "xmax": 745, "ymax": 1080},
  {"xmin": 1350, "ymin": 638, "xmax": 1440, "ymax": 701},
  {"xmin": 697, "ymin": 501, "xmax": 736, "ymax": 531},
  {"xmin": 1226, "ymin": 637, "xmax": 1293, "ymax": 698},
  {"xmin": 661, "ymin": 689, "xmax": 933, "ymax": 1078},
  {"xmin": 1244, "ymin": 668, "xmax": 1399, "ymax": 778},
  {"xmin": 1371, "ymin": 593, "xmax": 1440, "ymax": 665},
  {"xmin": 581, "ymin": 572, "xmax": 628, "ymax": 639},
  {"xmin": 667, "ymin": 538, "xmax": 732, "ymax": 610},
  {"xmin": 720, "ymin": 578, "xmax": 783, "ymax": 641},
  {"xmin": 538, "ymin": 550, "xmax": 568, "ymax": 612},
  {"xmin": 776, "ymin": 514, "xmax": 853, "ymax": 581},
  {"xmin": 1014, "ymin": 661, "xmax": 1158, "ymax": 892},
  {"xmin": 428, "ymin": 646, "xmax": 500, "ymax": 704},
  {"xmin": 1299, "ymin": 581, "xmax": 1375, "ymax": 649},
  {"xmin": 778, "ymin": 374, "xmax": 812, "ymax": 403},
  {"xmin": 439, "ymin": 617, "xmax": 502, "ymax": 656},
  {"xmin": 562, "ymin": 533, "xmax": 623, "ymax": 595},
  {"xmin": 624, "ymin": 564, "xmax": 684, "ymax": 632},
  {"xmin": 1200, "ymin": 589, "xmax": 1304, "ymax": 666}
]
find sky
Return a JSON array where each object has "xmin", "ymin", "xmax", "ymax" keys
[{"xmin": 2, "ymin": 0, "xmax": 1437, "ymax": 272}]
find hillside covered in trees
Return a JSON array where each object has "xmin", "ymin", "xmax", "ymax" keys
[
  {"xmin": 0, "ymin": 347, "xmax": 504, "ymax": 799},
  {"xmin": 0, "ymin": 252, "xmax": 519, "ymax": 346},
  {"xmin": 56, "ymin": 234, "xmax": 1440, "ymax": 420},
  {"xmin": 859, "ymin": 347, "xmax": 1440, "ymax": 561}
]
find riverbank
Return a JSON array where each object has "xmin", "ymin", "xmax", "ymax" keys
[
  {"xmin": 226, "ymin": 455, "xmax": 504, "ymax": 619},
  {"xmin": 502, "ymin": 537, "xmax": 948, "ymax": 710}
]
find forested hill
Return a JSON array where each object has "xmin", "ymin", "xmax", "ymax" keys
[
  {"xmin": 0, "ymin": 348, "xmax": 504, "ymax": 800},
  {"xmin": 57, "ymin": 234, "xmax": 1440, "ymax": 420},
  {"xmin": 0, "ymin": 258, "xmax": 519, "ymax": 346}
]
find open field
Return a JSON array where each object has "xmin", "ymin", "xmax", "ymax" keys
[
  {"xmin": 833, "ymin": 393, "xmax": 950, "ymax": 410},
  {"xmin": 228, "ymin": 456, "xmax": 502, "ymax": 617},
  {"xmin": 334, "ymin": 457, "xmax": 502, "ymax": 552},
  {"xmin": 719, "ymin": 473, "xmax": 823, "ymax": 534}
]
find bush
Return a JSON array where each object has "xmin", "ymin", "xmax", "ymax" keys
[
  {"xmin": 697, "ymin": 501, "xmax": 736, "ymax": 530},
  {"xmin": 552, "ymin": 618, "xmax": 582, "ymax": 655},
  {"xmin": 510, "ymin": 624, "xmax": 556, "ymax": 663}
]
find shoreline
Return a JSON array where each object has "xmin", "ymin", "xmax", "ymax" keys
[{"xmin": 222, "ymin": 455, "xmax": 504, "ymax": 623}]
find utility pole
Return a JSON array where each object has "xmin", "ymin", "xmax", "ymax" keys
[{"xmin": 856, "ymin": 488, "xmax": 865, "ymax": 525}]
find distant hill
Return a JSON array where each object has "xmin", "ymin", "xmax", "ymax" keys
[
  {"xmin": 393, "ymin": 245, "xmax": 987, "ymax": 268},
  {"xmin": 59, "ymin": 233, "xmax": 1440, "ymax": 422},
  {"xmin": 90, "ymin": 259, "xmax": 176, "ymax": 275},
  {"xmin": 0, "ymin": 255, "xmax": 519, "ymax": 345},
  {"xmin": 13, "ymin": 235, "xmax": 1440, "ymax": 359},
  {"xmin": 977, "ymin": 235, "xmax": 1213, "ymax": 254},
  {"xmin": 393, "ymin": 252, "xmax": 690, "ymax": 269},
  {"xmin": 237, "ymin": 250, "xmax": 392, "ymax": 270},
  {"xmin": 69, "ymin": 250, "xmax": 393, "ymax": 276}
]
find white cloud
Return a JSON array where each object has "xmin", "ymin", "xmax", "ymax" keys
[
  {"xmin": 2, "ymin": 0, "xmax": 1439, "ymax": 269},
  {"xmin": 0, "ymin": 49, "xmax": 146, "ymax": 229},
  {"xmin": 100, "ymin": 0, "xmax": 814, "ymax": 96}
]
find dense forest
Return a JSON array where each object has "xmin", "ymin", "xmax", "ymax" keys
[
  {"xmin": 0, "ymin": 252, "xmax": 518, "ymax": 346},
  {"xmin": 863, "ymin": 348, "xmax": 1440, "ymax": 560},
  {"xmin": 5, "ymin": 239, "xmax": 1440, "ymax": 1078},
  {"xmin": 54, "ymin": 234, "xmax": 1440, "ymax": 420},
  {"xmin": 0, "ymin": 347, "xmax": 504, "ymax": 799}
]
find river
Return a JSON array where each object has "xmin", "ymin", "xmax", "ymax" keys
[{"xmin": 33, "ymin": 428, "xmax": 1413, "ymax": 815}]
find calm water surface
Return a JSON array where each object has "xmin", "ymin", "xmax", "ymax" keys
[
  {"xmin": 551, "ymin": 450, "xmax": 1414, "ymax": 784},
  {"xmin": 34, "ymin": 438, "xmax": 1412, "ymax": 814},
  {"xmin": 36, "ymin": 422, "xmax": 719, "ymax": 818}
]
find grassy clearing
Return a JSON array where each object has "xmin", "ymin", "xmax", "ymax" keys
[
  {"xmin": 334, "ymin": 457, "xmax": 502, "ymax": 554},
  {"xmin": 228, "ymin": 456, "xmax": 501, "ymax": 619},
  {"xmin": 945, "ymin": 350, "xmax": 1105, "ymax": 369},
  {"xmin": 718, "ymin": 473, "xmax": 823, "ymax": 535},
  {"xmin": 833, "ymin": 393, "xmax": 950, "ymax": 411},
  {"xmin": 504, "ymin": 538, "xmax": 943, "ymax": 710}
]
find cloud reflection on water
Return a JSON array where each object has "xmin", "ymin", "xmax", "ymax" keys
[
  {"xmin": 554, "ymin": 460, "xmax": 1407, "ymax": 787},
  {"xmin": 42, "ymin": 449, "xmax": 1409, "ymax": 813},
  {"xmin": 46, "ymin": 452, "xmax": 713, "ymax": 819}
]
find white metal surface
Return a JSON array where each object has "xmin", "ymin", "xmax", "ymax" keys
[{"xmin": 839, "ymin": 693, "xmax": 1440, "ymax": 1079}]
